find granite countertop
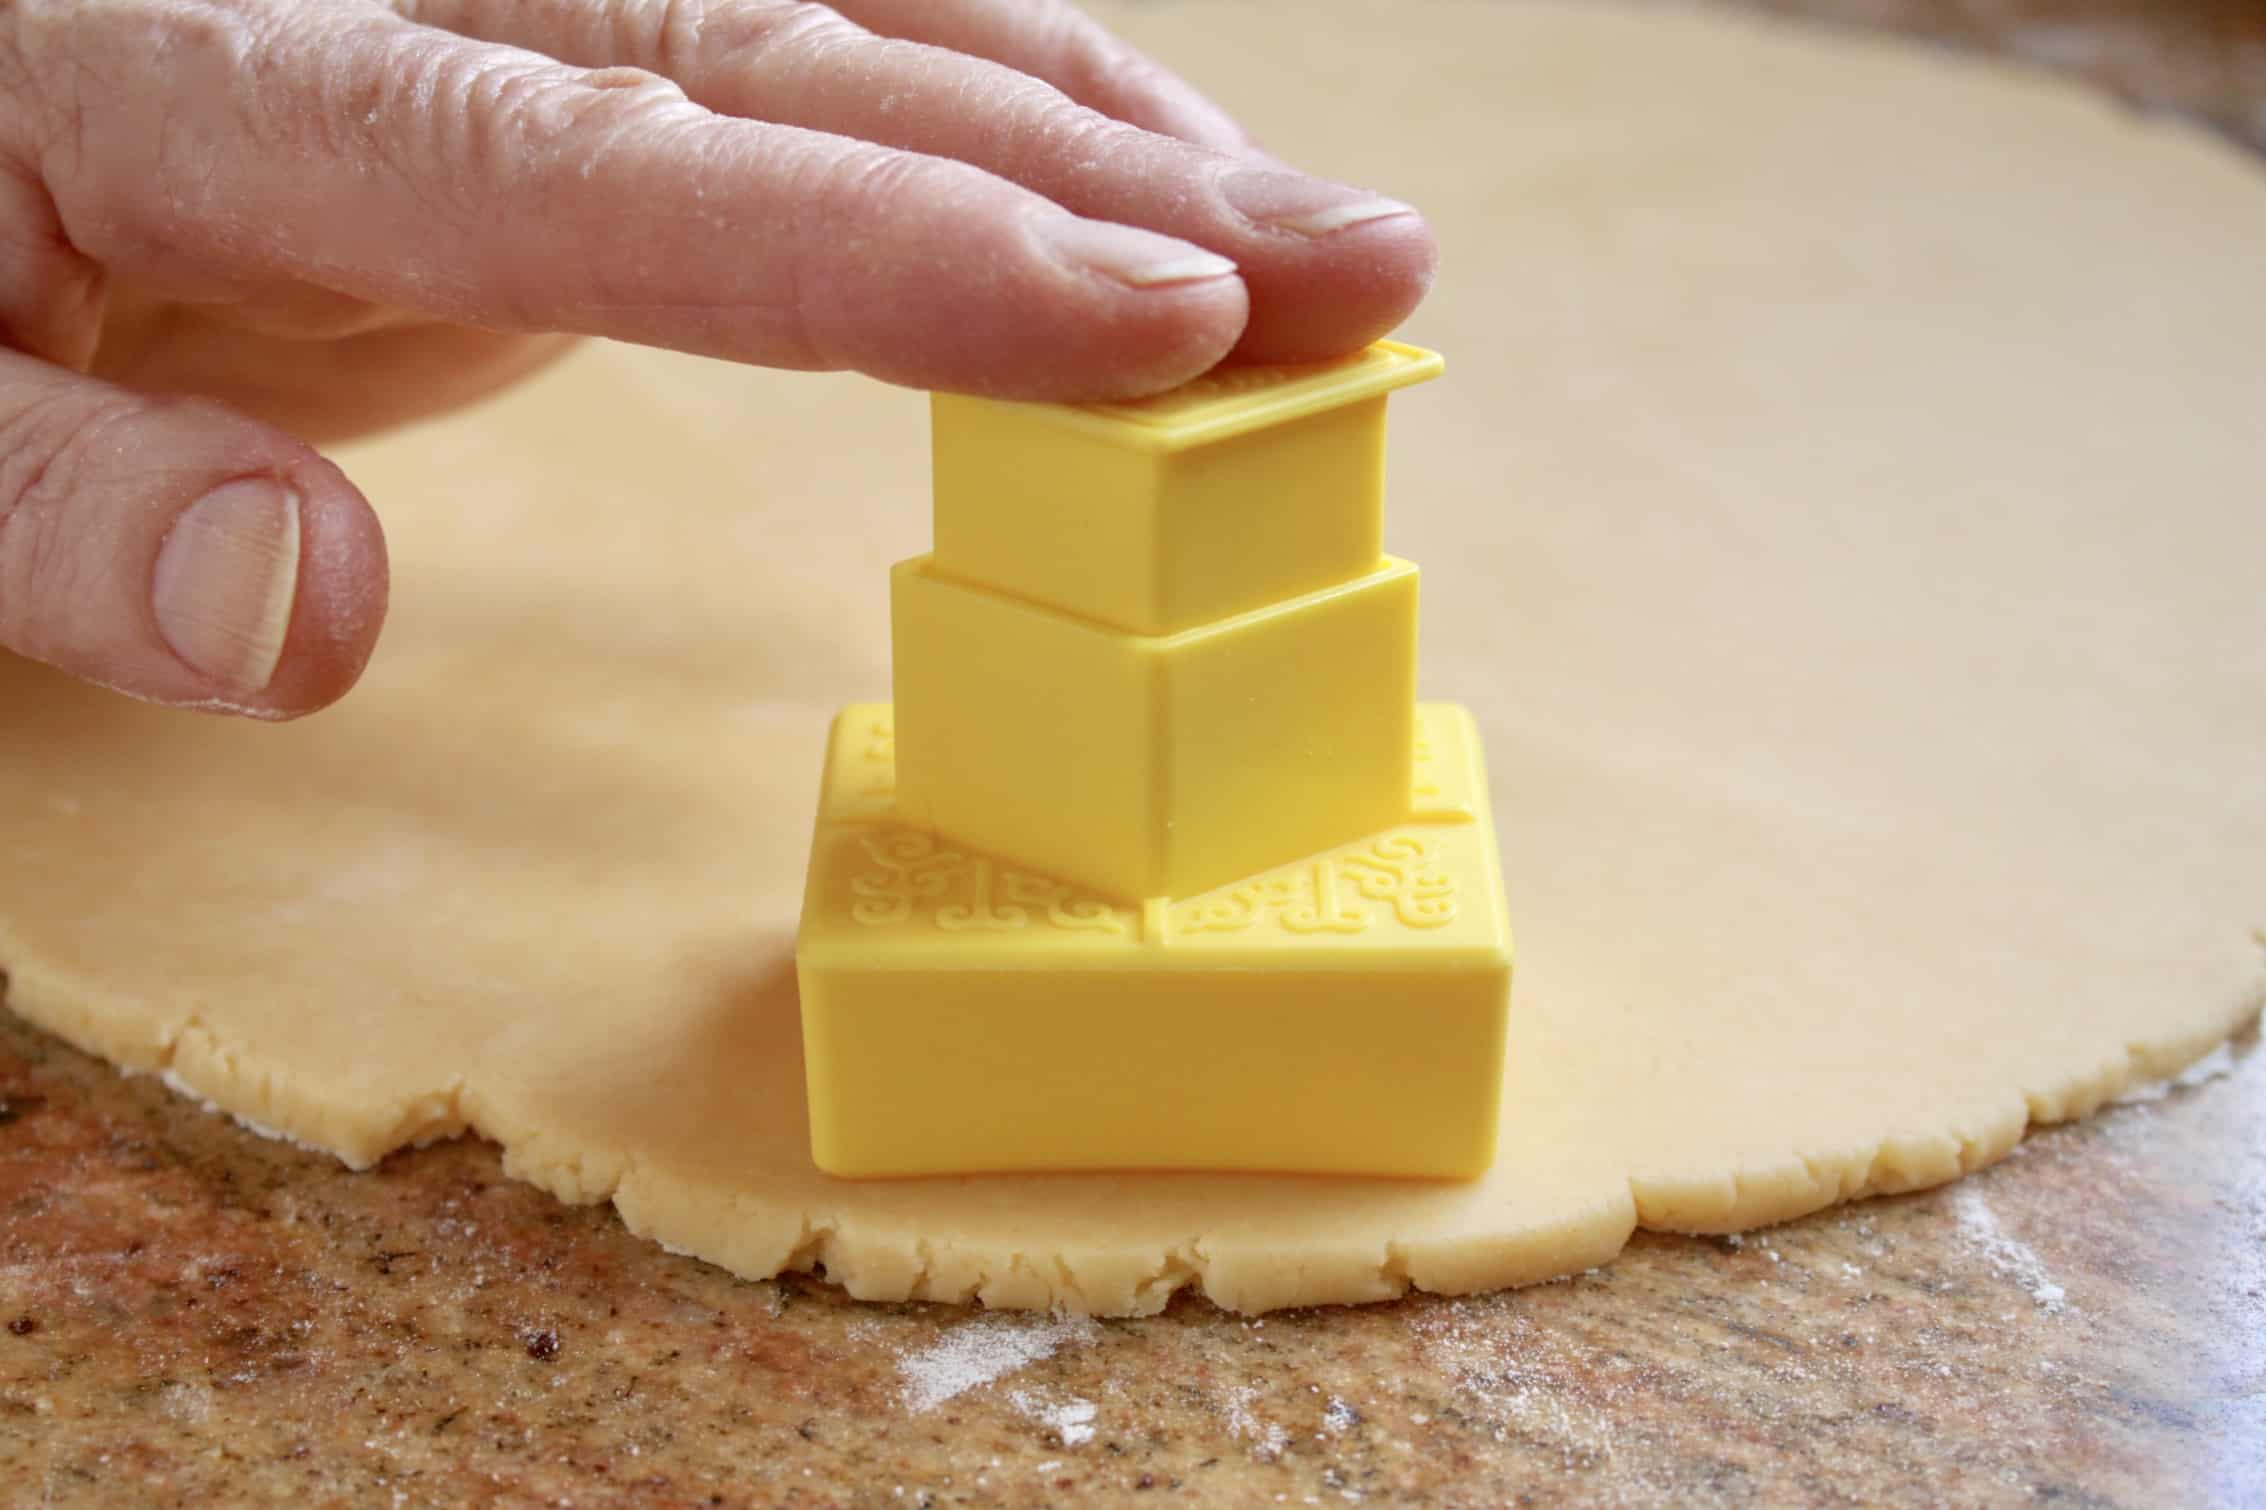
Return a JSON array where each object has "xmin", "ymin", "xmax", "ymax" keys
[
  {"xmin": 5, "ymin": 3, "xmax": 2264, "ymax": 1505},
  {"xmin": 4, "ymin": 1009, "xmax": 2259, "ymax": 1505}
]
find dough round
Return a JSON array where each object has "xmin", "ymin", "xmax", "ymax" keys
[{"xmin": 2, "ymin": 1, "xmax": 2259, "ymax": 1314}]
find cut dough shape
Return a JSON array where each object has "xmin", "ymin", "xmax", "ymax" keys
[{"xmin": 1, "ymin": 0, "xmax": 2259, "ymax": 1315}]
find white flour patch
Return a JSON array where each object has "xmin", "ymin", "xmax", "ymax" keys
[
  {"xmin": 896, "ymin": 1314, "xmax": 1099, "ymax": 1414},
  {"xmin": 1010, "ymin": 1389, "xmax": 1097, "ymax": 1447},
  {"xmin": 1322, "ymin": 1396, "xmax": 1358, "ymax": 1435},
  {"xmin": 1950, "ymin": 1185, "xmax": 2068, "ymax": 1314},
  {"xmin": 1404, "ymin": 1299, "xmax": 1705, "ymax": 1499},
  {"xmin": 1223, "ymin": 1385, "xmax": 1289, "ymax": 1460},
  {"xmin": 2111, "ymin": 1043, "xmax": 2237, "ymax": 1105},
  {"xmin": 157, "ymin": 1069, "xmax": 326, "ymax": 1156}
]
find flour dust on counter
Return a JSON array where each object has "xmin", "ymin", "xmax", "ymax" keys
[
  {"xmin": 891, "ymin": 1312, "xmax": 1101, "ymax": 1414},
  {"xmin": 1949, "ymin": 1185, "xmax": 2070, "ymax": 1316},
  {"xmin": 0, "ymin": 0, "xmax": 2262, "ymax": 1320},
  {"xmin": 0, "ymin": 1008, "xmax": 2254, "ymax": 1502},
  {"xmin": 1008, "ymin": 1388, "xmax": 1099, "ymax": 1449}
]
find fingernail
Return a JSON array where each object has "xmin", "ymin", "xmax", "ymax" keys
[
  {"xmin": 1042, "ymin": 218, "xmax": 1239, "ymax": 289},
  {"xmin": 153, "ymin": 477, "xmax": 302, "ymax": 696},
  {"xmin": 1218, "ymin": 167, "xmax": 1417, "ymax": 237}
]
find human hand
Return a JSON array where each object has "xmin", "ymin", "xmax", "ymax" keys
[{"xmin": 0, "ymin": 0, "xmax": 1436, "ymax": 718}]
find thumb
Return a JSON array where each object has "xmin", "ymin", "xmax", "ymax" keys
[{"xmin": 0, "ymin": 347, "xmax": 386, "ymax": 717}]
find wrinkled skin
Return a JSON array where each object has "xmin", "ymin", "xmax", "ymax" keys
[{"xmin": 0, "ymin": 0, "xmax": 1435, "ymax": 716}]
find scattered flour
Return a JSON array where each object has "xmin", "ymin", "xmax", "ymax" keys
[
  {"xmin": 157, "ymin": 1069, "xmax": 326, "ymax": 1156},
  {"xmin": 896, "ymin": 1314, "xmax": 1099, "ymax": 1414},
  {"xmin": 1322, "ymin": 1397, "xmax": 1358, "ymax": 1435},
  {"xmin": 2110, "ymin": 1043, "xmax": 2237, "ymax": 1106},
  {"xmin": 1405, "ymin": 1298, "xmax": 1701, "ymax": 1498},
  {"xmin": 1009, "ymin": 1389, "xmax": 1098, "ymax": 1447},
  {"xmin": 1223, "ymin": 1385, "xmax": 1290, "ymax": 1461},
  {"xmin": 1950, "ymin": 1186, "xmax": 2069, "ymax": 1314}
]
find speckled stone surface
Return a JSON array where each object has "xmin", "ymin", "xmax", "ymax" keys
[
  {"xmin": 4, "ymin": 3, "xmax": 2264, "ymax": 1504},
  {"xmin": 3, "ymin": 1008, "xmax": 2259, "ymax": 1505}
]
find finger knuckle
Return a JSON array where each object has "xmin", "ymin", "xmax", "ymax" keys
[
  {"xmin": 759, "ymin": 3, "xmax": 867, "ymax": 65},
  {"xmin": 0, "ymin": 388, "xmax": 148, "ymax": 629},
  {"xmin": 1041, "ymin": 97, "xmax": 1127, "ymax": 161},
  {"xmin": 10, "ymin": 1, "xmax": 267, "ymax": 262},
  {"xmin": 0, "ymin": 161, "xmax": 106, "ymax": 369},
  {"xmin": 641, "ymin": 0, "xmax": 854, "ymax": 81},
  {"xmin": 477, "ymin": 63, "xmax": 699, "ymax": 184},
  {"xmin": 782, "ymin": 141, "xmax": 983, "ymax": 369},
  {"xmin": 807, "ymin": 139, "xmax": 952, "ymax": 225},
  {"xmin": 537, "ymin": 67, "xmax": 699, "ymax": 145},
  {"xmin": 0, "ymin": 387, "xmax": 138, "ymax": 521},
  {"xmin": 343, "ymin": 29, "xmax": 688, "ymax": 224},
  {"xmin": 636, "ymin": 0, "xmax": 715, "ymax": 79},
  {"xmin": 1001, "ymin": 91, "xmax": 1142, "ymax": 186},
  {"xmin": 474, "ymin": 65, "xmax": 703, "ymax": 319}
]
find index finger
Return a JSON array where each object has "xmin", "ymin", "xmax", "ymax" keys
[
  {"xmin": 823, "ymin": 0, "xmax": 1258, "ymax": 153},
  {"xmin": 25, "ymin": 2, "xmax": 1249, "ymax": 399},
  {"xmin": 407, "ymin": 0, "xmax": 1438, "ymax": 365}
]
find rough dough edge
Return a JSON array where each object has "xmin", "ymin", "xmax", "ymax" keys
[{"xmin": 5, "ymin": 945, "xmax": 2257, "ymax": 1317}]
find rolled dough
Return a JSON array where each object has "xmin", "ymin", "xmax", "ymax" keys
[{"xmin": 2, "ymin": 0, "xmax": 2259, "ymax": 1315}]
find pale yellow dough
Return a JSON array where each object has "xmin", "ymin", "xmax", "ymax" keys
[{"xmin": 2, "ymin": 1, "xmax": 2260, "ymax": 1315}]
